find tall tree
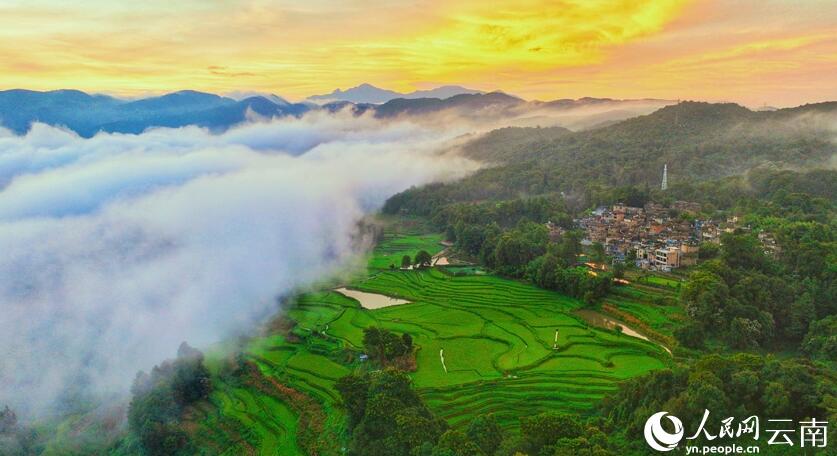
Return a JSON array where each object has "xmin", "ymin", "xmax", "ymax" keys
[
  {"xmin": 466, "ymin": 414, "xmax": 503, "ymax": 456},
  {"xmin": 415, "ymin": 250, "xmax": 433, "ymax": 268}
]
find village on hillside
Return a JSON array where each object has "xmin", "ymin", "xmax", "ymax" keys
[{"xmin": 562, "ymin": 199, "xmax": 779, "ymax": 272}]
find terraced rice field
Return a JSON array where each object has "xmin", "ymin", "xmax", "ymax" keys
[
  {"xmin": 189, "ymin": 383, "xmax": 301, "ymax": 455},
  {"xmin": 603, "ymin": 279, "xmax": 685, "ymax": 338},
  {"xmin": 349, "ymin": 269, "xmax": 670, "ymax": 427},
  {"xmin": 365, "ymin": 224, "xmax": 444, "ymax": 270},
  {"xmin": 442, "ymin": 265, "xmax": 487, "ymax": 276},
  {"xmin": 639, "ymin": 273, "xmax": 683, "ymax": 290},
  {"xmin": 190, "ymin": 224, "xmax": 674, "ymax": 452},
  {"xmin": 189, "ymin": 329, "xmax": 350, "ymax": 455}
]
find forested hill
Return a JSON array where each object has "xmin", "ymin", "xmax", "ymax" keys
[
  {"xmin": 466, "ymin": 101, "xmax": 836, "ymax": 167},
  {"xmin": 458, "ymin": 125, "xmax": 572, "ymax": 163},
  {"xmin": 387, "ymin": 101, "xmax": 837, "ymax": 211}
]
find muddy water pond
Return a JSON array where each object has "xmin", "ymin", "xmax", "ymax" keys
[
  {"xmin": 575, "ymin": 309, "xmax": 671, "ymax": 355},
  {"xmin": 334, "ymin": 288, "xmax": 411, "ymax": 309}
]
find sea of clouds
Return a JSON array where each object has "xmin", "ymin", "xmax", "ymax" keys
[{"xmin": 0, "ymin": 110, "xmax": 477, "ymax": 418}]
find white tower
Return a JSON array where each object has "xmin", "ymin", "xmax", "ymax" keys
[{"xmin": 661, "ymin": 164, "xmax": 668, "ymax": 191}]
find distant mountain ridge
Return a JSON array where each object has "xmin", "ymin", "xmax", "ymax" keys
[
  {"xmin": 0, "ymin": 89, "xmax": 311, "ymax": 137},
  {"xmin": 307, "ymin": 83, "xmax": 484, "ymax": 104},
  {"xmin": 0, "ymin": 88, "xmax": 677, "ymax": 137},
  {"xmin": 373, "ymin": 91, "xmax": 523, "ymax": 117}
]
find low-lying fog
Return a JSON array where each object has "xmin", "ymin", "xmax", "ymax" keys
[{"xmin": 0, "ymin": 110, "xmax": 477, "ymax": 418}]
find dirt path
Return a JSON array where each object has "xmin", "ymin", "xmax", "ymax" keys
[{"xmin": 432, "ymin": 248, "xmax": 450, "ymax": 266}]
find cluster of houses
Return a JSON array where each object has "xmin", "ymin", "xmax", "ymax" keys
[{"xmin": 571, "ymin": 201, "xmax": 732, "ymax": 272}]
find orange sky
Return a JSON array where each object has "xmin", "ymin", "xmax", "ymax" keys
[{"xmin": 1, "ymin": 0, "xmax": 835, "ymax": 106}]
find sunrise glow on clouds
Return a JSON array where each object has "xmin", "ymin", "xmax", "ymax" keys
[{"xmin": 0, "ymin": 0, "xmax": 834, "ymax": 106}]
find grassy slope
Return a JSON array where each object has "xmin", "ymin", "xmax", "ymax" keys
[{"xmin": 187, "ymin": 218, "xmax": 678, "ymax": 453}]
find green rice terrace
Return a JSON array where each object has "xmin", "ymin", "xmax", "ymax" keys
[
  {"xmin": 599, "ymin": 270, "xmax": 686, "ymax": 348},
  {"xmin": 188, "ymin": 218, "xmax": 677, "ymax": 455}
]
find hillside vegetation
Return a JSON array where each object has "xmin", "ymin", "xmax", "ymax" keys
[{"xmin": 386, "ymin": 102, "xmax": 837, "ymax": 211}]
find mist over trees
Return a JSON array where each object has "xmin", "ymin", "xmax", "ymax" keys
[
  {"xmin": 384, "ymin": 102, "xmax": 837, "ymax": 213},
  {"xmin": 128, "ymin": 343, "xmax": 211, "ymax": 456},
  {"xmin": 0, "ymin": 112, "xmax": 477, "ymax": 422}
]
